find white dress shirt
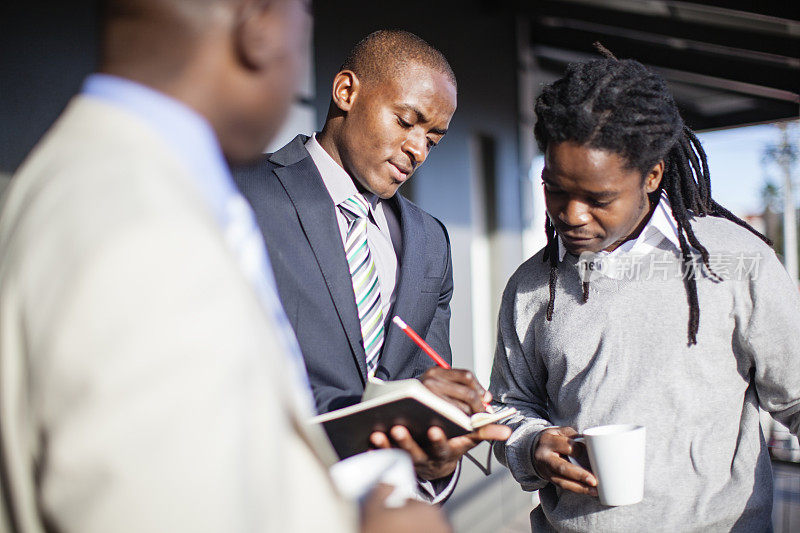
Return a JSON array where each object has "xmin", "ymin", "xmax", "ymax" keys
[{"xmin": 306, "ymin": 134, "xmax": 402, "ymax": 326}]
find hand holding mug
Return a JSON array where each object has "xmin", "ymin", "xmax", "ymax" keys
[
  {"xmin": 532, "ymin": 427, "xmax": 598, "ymax": 496},
  {"xmin": 567, "ymin": 424, "xmax": 646, "ymax": 506}
]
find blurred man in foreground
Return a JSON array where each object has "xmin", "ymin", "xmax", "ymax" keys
[{"xmin": 0, "ymin": 1, "xmax": 449, "ymax": 531}]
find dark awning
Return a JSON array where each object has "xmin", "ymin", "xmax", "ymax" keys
[{"xmin": 520, "ymin": 0, "xmax": 799, "ymax": 130}]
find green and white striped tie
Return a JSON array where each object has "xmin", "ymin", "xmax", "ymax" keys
[{"xmin": 339, "ymin": 195, "xmax": 384, "ymax": 376}]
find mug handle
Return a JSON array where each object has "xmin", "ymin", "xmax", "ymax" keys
[{"xmin": 567, "ymin": 435, "xmax": 591, "ymax": 471}]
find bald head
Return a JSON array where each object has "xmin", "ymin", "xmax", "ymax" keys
[
  {"xmin": 340, "ymin": 30, "xmax": 456, "ymax": 90},
  {"xmin": 99, "ymin": 0, "xmax": 310, "ymax": 163},
  {"xmin": 317, "ymin": 30, "xmax": 457, "ymax": 199},
  {"xmin": 100, "ymin": 0, "xmax": 232, "ymax": 72}
]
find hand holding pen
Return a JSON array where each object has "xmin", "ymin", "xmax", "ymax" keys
[
  {"xmin": 368, "ymin": 316, "xmax": 510, "ymax": 481},
  {"xmin": 392, "ymin": 316, "xmax": 494, "ymax": 415}
]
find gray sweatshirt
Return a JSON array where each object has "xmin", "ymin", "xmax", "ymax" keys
[{"xmin": 490, "ymin": 215, "xmax": 800, "ymax": 532}]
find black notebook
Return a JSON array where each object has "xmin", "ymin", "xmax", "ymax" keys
[{"xmin": 310, "ymin": 377, "xmax": 516, "ymax": 459}]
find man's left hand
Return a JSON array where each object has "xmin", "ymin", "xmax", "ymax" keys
[{"xmin": 369, "ymin": 424, "xmax": 511, "ymax": 480}]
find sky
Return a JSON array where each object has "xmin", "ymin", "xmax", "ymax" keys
[{"xmin": 696, "ymin": 121, "xmax": 798, "ymax": 218}]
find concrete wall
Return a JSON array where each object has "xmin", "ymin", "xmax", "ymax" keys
[{"xmin": 0, "ymin": 2, "xmax": 98, "ymax": 175}]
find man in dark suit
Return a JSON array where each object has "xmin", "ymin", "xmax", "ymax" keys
[{"xmin": 234, "ymin": 30, "xmax": 509, "ymax": 502}]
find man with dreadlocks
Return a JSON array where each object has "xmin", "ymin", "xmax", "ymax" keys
[{"xmin": 489, "ymin": 52, "xmax": 800, "ymax": 532}]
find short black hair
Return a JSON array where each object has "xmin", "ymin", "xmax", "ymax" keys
[
  {"xmin": 340, "ymin": 30, "xmax": 456, "ymax": 89},
  {"xmin": 536, "ymin": 57, "xmax": 771, "ymax": 345}
]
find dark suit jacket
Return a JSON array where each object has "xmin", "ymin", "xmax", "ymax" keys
[{"xmin": 234, "ymin": 135, "xmax": 454, "ymax": 415}]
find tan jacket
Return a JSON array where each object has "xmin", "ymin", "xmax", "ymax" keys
[{"xmin": 0, "ymin": 96, "xmax": 356, "ymax": 533}]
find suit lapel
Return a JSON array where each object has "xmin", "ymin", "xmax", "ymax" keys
[
  {"xmin": 273, "ymin": 154, "xmax": 368, "ymax": 383},
  {"xmin": 377, "ymin": 195, "xmax": 428, "ymax": 379}
]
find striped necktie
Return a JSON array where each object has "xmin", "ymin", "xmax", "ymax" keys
[{"xmin": 339, "ymin": 194, "xmax": 384, "ymax": 376}]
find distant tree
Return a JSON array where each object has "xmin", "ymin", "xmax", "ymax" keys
[
  {"xmin": 761, "ymin": 122, "xmax": 799, "ymax": 275},
  {"xmin": 762, "ymin": 124, "xmax": 799, "ymax": 171},
  {"xmin": 761, "ymin": 181, "xmax": 781, "ymax": 211},
  {"xmin": 760, "ymin": 181, "xmax": 784, "ymax": 255}
]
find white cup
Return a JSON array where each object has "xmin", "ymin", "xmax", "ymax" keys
[
  {"xmin": 328, "ymin": 449, "xmax": 417, "ymax": 508},
  {"xmin": 570, "ymin": 424, "xmax": 646, "ymax": 506}
]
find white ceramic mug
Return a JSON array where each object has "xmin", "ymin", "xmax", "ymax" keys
[{"xmin": 570, "ymin": 424, "xmax": 646, "ymax": 506}]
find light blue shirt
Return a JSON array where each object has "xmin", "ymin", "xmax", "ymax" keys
[{"xmin": 82, "ymin": 74, "xmax": 313, "ymax": 403}]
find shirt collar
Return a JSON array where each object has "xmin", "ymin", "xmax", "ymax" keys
[
  {"xmin": 305, "ymin": 133, "xmax": 379, "ymax": 210},
  {"xmin": 557, "ymin": 192, "xmax": 681, "ymax": 262},
  {"xmin": 81, "ymin": 73, "xmax": 235, "ymax": 226}
]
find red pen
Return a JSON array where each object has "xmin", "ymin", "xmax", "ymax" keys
[
  {"xmin": 392, "ymin": 315, "xmax": 493, "ymax": 413},
  {"xmin": 392, "ymin": 316, "xmax": 451, "ymax": 369}
]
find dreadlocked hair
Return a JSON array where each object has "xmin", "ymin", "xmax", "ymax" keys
[{"xmin": 535, "ymin": 56, "xmax": 771, "ymax": 345}]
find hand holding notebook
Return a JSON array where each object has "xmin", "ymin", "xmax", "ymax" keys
[
  {"xmin": 311, "ymin": 316, "xmax": 514, "ymax": 472},
  {"xmin": 371, "ymin": 317, "xmax": 513, "ymax": 481},
  {"xmin": 310, "ymin": 376, "xmax": 516, "ymax": 460}
]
